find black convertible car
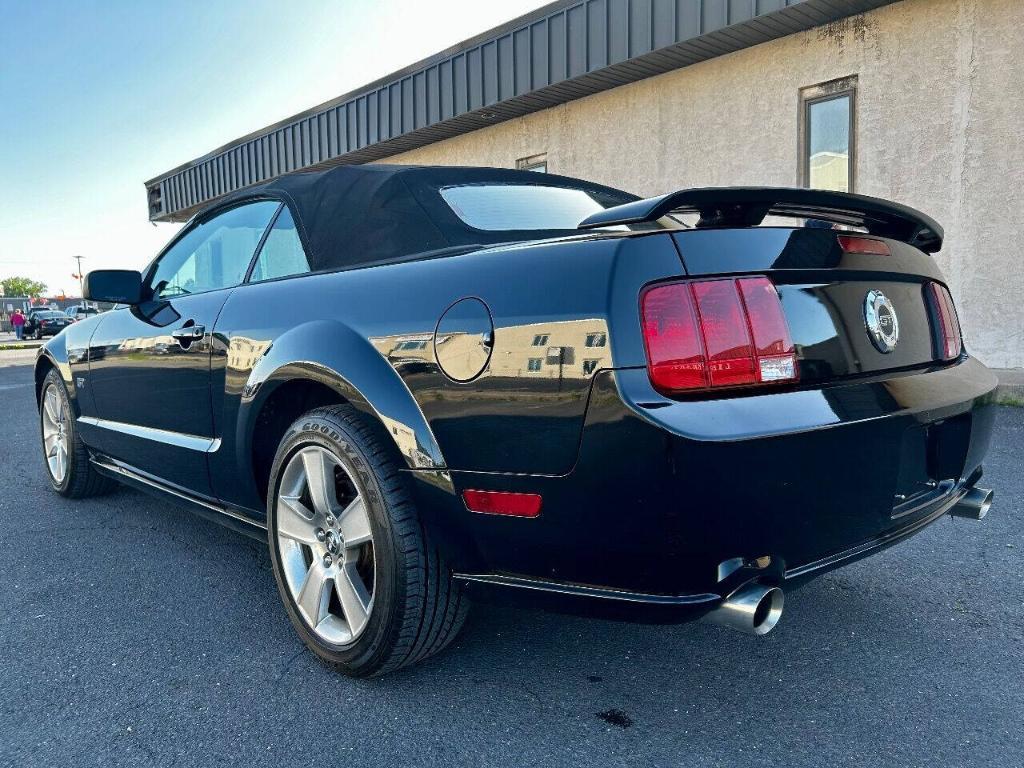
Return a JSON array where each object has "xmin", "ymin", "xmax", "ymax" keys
[{"xmin": 36, "ymin": 164, "xmax": 996, "ymax": 676}]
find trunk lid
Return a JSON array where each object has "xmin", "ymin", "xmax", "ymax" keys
[{"xmin": 672, "ymin": 227, "xmax": 948, "ymax": 383}]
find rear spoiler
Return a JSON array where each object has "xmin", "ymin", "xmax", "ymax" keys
[{"xmin": 578, "ymin": 187, "xmax": 944, "ymax": 253}]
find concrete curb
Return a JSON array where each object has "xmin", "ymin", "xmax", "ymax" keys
[{"xmin": 994, "ymin": 368, "xmax": 1024, "ymax": 406}]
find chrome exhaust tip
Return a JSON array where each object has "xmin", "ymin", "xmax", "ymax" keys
[
  {"xmin": 704, "ymin": 583, "xmax": 784, "ymax": 636},
  {"xmin": 951, "ymin": 486, "xmax": 993, "ymax": 520}
]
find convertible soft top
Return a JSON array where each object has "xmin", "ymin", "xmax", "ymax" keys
[{"xmin": 217, "ymin": 164, "xmax": 637, "ymax": 272}]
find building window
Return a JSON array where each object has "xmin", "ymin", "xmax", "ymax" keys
[
  {"xmin": 532, "ymin": 334, "xmax": 550, "ymax": 346},
  {"xmin": 582, "ymin": 359, "xmax": 600, "ymax": 375},
  {"xmin": 516, "ymin": 153, "xmax": 548, "ymax": 173},
  {"xmin": 585, "ymin": 332, "xmax": 606, "ymax": 348},
  {"xmin": 394, "ymin": 339, "xmax": 428, "ymax": 351},
  {"xmin": 800, "ymin": 76, "xmax": 856, "ymax": 192},
  {"xmin": 527, "ymin": 358, "xmax": 543, "ymax": 372}
]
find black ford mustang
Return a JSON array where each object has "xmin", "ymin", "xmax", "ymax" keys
[{"xmin": 35, "ymin": 165, "xmax": 997, "ymax": 676}]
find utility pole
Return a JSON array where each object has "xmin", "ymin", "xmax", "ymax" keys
[{"xmin": 72, "ymin": 255, "xmax": 85, "ymax": 304}]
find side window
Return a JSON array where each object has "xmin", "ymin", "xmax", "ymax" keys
[
  {"xmin": 249, "ymin": 207, "xmax": 311, "ymax": 282},
  {"xmin": 148, "ymin": 201, "xmax": 279, "ymax": 298}
]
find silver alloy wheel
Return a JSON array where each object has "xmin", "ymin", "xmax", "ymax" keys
[
  {"xmin": 41, "ymin": 383, "xmax": 69, "ymax": 484},
  {"xmin": 275, "ymin": 446, "xmax": 376, "ymax": 645}
]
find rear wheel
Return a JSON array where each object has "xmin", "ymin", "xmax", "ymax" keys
[
  {"xmin": 39, "ymin": 369, "xmax": 116, "ymax": 498},
  {"xmin": 267, "ymin": 405, "xmax": 468, "ymax": 676}
]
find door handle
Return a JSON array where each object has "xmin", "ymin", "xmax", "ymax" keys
[{"xmin": 171, "ymin": 324, "xmax": 205, "ymax": 342}]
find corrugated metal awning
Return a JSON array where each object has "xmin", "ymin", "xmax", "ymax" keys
[{"xmin": 145, "ymin": 0, "xmax": 895, "ymax": 222}]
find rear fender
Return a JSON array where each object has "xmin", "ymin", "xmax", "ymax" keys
[{"xmin": 238, "ymin": 320, "xmax": 445, "ymax": 471}]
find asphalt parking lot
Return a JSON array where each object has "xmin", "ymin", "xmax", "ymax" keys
[{"xmin": 0, "ymin": 349, "xmax": 1021, "ymax": 767}]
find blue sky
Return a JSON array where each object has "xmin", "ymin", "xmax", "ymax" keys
[{"xmin": 0, "ymin": 0, "xmax": 543, "ymax": 296}]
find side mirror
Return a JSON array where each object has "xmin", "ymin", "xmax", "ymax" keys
[{"xmin": 83, "ymin": 270, "xmax": 143, "ymax": 305}]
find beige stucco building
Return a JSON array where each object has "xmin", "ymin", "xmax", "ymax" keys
[{"xmin": 147, "ymin": 0, "xmax": 1024, "ymax": 370}]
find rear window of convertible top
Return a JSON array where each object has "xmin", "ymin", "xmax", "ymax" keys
[{"xmin": 439, "ymin": 184, "xmax": 611, "ymax": 231}]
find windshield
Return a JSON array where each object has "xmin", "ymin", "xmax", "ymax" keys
[
  {"xmin": 440, "ymin": 184, "xmax": 619, "ymax": 231},
  {"xmin": 37, "ymin": 311, "xmax": 65, "ymax": 319}
]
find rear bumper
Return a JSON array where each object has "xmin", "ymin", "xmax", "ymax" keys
[
  {"xmin": 454, "ymin": 481, "xmax": 971, "ymax": 623},
  {"xmin": 420, "ymin": 356, "xmax": 998, "ymax": 616}
]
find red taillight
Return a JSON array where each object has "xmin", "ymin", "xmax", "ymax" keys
[
  {"xmin": 737, "ymin": 277, "xmax": 799, "ymax": 383},
  {"xmin": 640, "ymin": 282, "xmax": 707, "ymax": 390},
  {"xmin": 837, "ymin": 235, "xmax": 891, "ymax": 256},
  {"xmin": 692, "ymin": 280, "xmax": 757, "ymax": 386},
  {"xmin": 462, "ymin": 490, "xmax": 542, "ymax": 518},
  {"xmin": 641, "ymin": 277, "xmax": 797, "ymax": 394},
  {"xmin": 927, "ymin": 282, "xmax": 962, "ymax": 360}
]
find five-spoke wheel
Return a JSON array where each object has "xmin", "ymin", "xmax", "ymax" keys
[
  {"xmin": 267, "ymin": 405, "xmax": 468, "ymax": 676},
  {"xmin": 41, "ymin": 382, "xmax": 70, "ymax": 484},
  {"xmin": 38, "ymin": 369, "xmax": 116, "ymax": 498},
  {"xmin": 275, "ymin": 446, "xmax": 376, "ymax": 645}
]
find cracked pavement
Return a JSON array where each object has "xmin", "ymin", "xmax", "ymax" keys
[{"xmin": 1, "ymin": 351, "xmax": 1021, "ymax": 767}]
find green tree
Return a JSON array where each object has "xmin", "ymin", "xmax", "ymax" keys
[{"xmin": 1, "ymin": 276, "xmax": 48, "ymax": 298}]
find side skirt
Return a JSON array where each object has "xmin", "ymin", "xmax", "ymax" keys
[
  {"xmin": 452, "ymin": 573, "xmax": 720, "ymax": 625},
  {"xmin": 90, "ymin": 455, "xmax": 267, "ymax": 543},
  {"xmin": 453, "ymin": 572, "xmax": 719, "ymax": 606}
]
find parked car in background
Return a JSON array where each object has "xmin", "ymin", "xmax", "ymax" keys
[
  {"xmin": 35, "ymin": 165, "xmax": 997, "ymax": 677},
  {"xmin": 65, "ymin": 305, "xmax": 100, "ymax": 322},
  {"xmin": 24, "ymin": 309, "xmax": 71, "ymax": 339}
]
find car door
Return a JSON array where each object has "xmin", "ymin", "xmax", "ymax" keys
[
  {"xmin": 83, "ymin": 200, "xmax": 281, "ymax": 496},
  {"xmin": 208, "ymin": 204, "xmax": 314, "ymax": 511}
]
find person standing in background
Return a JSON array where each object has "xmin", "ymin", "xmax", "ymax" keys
[{"xmin": 11, "ymin": 308, "xmax": 26, "ymax": 340}]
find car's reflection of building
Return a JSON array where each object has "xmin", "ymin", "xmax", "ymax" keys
[
  {"xmin": 372, "ymin": 317, "xmax": 612, "ymax": 386},
  {"xmin": 227, "ymin": 336, "xmax": 273, "ymax": 372}
]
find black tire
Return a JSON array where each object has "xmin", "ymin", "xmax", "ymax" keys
[
  {"xmin": 39, "ymin": 369, "xmax": 117, "ymax": 498},
  {"xmin": 267, "ymin": 404, "xmax": 468, "ymax": 677}
]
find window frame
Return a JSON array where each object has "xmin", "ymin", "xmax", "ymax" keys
[
  {"xmin": 516, "ymin": 153, "xmax": 548, "ymax": 173},
  {"xmin": 798, "ymin": 76, "xmax": 857, "ymax": 193},
  {"xmin": 142, "ymin": 199, "xmax": 283, "ymax": 300},
  {"xmin": 243, "ymin": 203, "xmax": 314, "ymax": 285}
]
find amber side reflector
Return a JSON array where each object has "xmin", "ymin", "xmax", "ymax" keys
[
  {"xmin": 837, "ymin": 235, "xmax": 891, "ymax": 256},
  {"xmin": 463, "ymin": 490, "xmax": 542, "ymax": 518}
]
